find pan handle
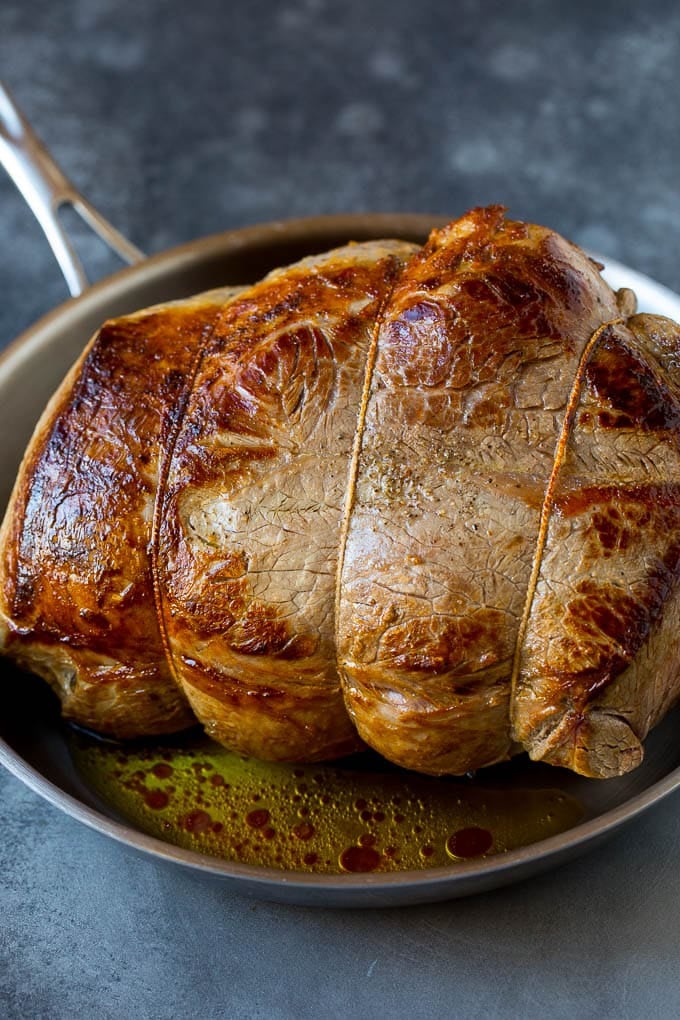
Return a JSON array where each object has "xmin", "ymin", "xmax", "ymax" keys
[{"xmin": 0, "ymin": 80, "xmax": 144, "ymax": 297}]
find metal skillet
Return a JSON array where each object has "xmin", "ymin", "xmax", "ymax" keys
[{"xmin": 2, "ymin": 81, "xmax": 680, "ymax": 909}]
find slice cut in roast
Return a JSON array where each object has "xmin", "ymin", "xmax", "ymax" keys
[{"xmin": 1, "ymin": 206, "xmax": 679, "ymax": 778}]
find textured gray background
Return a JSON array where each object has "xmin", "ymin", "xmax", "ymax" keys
[{"xmin": 2, "ymin": 0, "xmax": 680, "ymax": 1017}]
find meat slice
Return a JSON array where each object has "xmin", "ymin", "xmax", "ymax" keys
[
  {"xmin": 513, "ymin": 314, "xmax": 680, "ymax": 777},
  {"xmin": 0, "ymin": 288, "xmax": 241, "ymax": 738},
  {"xmin": 156, "ymin": 240, "xmax": 417, "ymax": 761},
  {"xmin": 336, "ymin": 206, "xmax": 622, "ymax": 774}
]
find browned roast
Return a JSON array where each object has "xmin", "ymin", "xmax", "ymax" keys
[{"xmin": 2, "ymin": 206, "xmax": 679, "ymax": 778}]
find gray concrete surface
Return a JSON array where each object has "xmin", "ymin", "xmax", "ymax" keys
[{"xmin": 2, "ymin": 0, "xmax": 680, "ymax": 1017}]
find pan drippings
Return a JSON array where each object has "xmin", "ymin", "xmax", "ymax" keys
[{"xmin": 69, "ymin": 731, "xmax": 584, "ymax": 874}]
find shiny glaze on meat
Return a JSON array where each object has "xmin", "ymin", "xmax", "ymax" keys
[{"xmin": 0, "ymin": 289, "xmax": 241, "ymax": 737}]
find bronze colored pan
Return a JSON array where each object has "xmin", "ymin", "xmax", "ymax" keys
[{"xmin": 2, "ymin": 82, "xmax": 680, "ymax": 907}]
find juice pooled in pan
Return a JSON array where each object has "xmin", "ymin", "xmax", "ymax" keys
[{"xmin": 69, "ymin": 731, "xmax": 584, "ymax": 874}]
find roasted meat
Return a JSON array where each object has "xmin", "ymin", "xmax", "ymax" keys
[{"xmin": 2, "ymin": 206, "xmax": 678, "ymax": 778}]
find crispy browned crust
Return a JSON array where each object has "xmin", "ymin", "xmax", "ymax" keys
[
  {"xmin": 0, "ymin": 289, "xmax": 242, "ymax": 738},
  {"xmin": 2, "ymin": 208, "xmax": 679, "ymax": 779}
]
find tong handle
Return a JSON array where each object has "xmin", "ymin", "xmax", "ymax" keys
[{"xmin": 0, "ymin": 80, "xmax": 144, "ymax": 296}]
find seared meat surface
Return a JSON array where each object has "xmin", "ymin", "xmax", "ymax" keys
[{"xmin": 2, "ymin": 207, "xmax": 679, "ymax": 778}]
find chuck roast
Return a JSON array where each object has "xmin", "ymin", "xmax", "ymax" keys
[{"xmin": 2, "ymin": 205, "xmax": 679, "ymax": 779}]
